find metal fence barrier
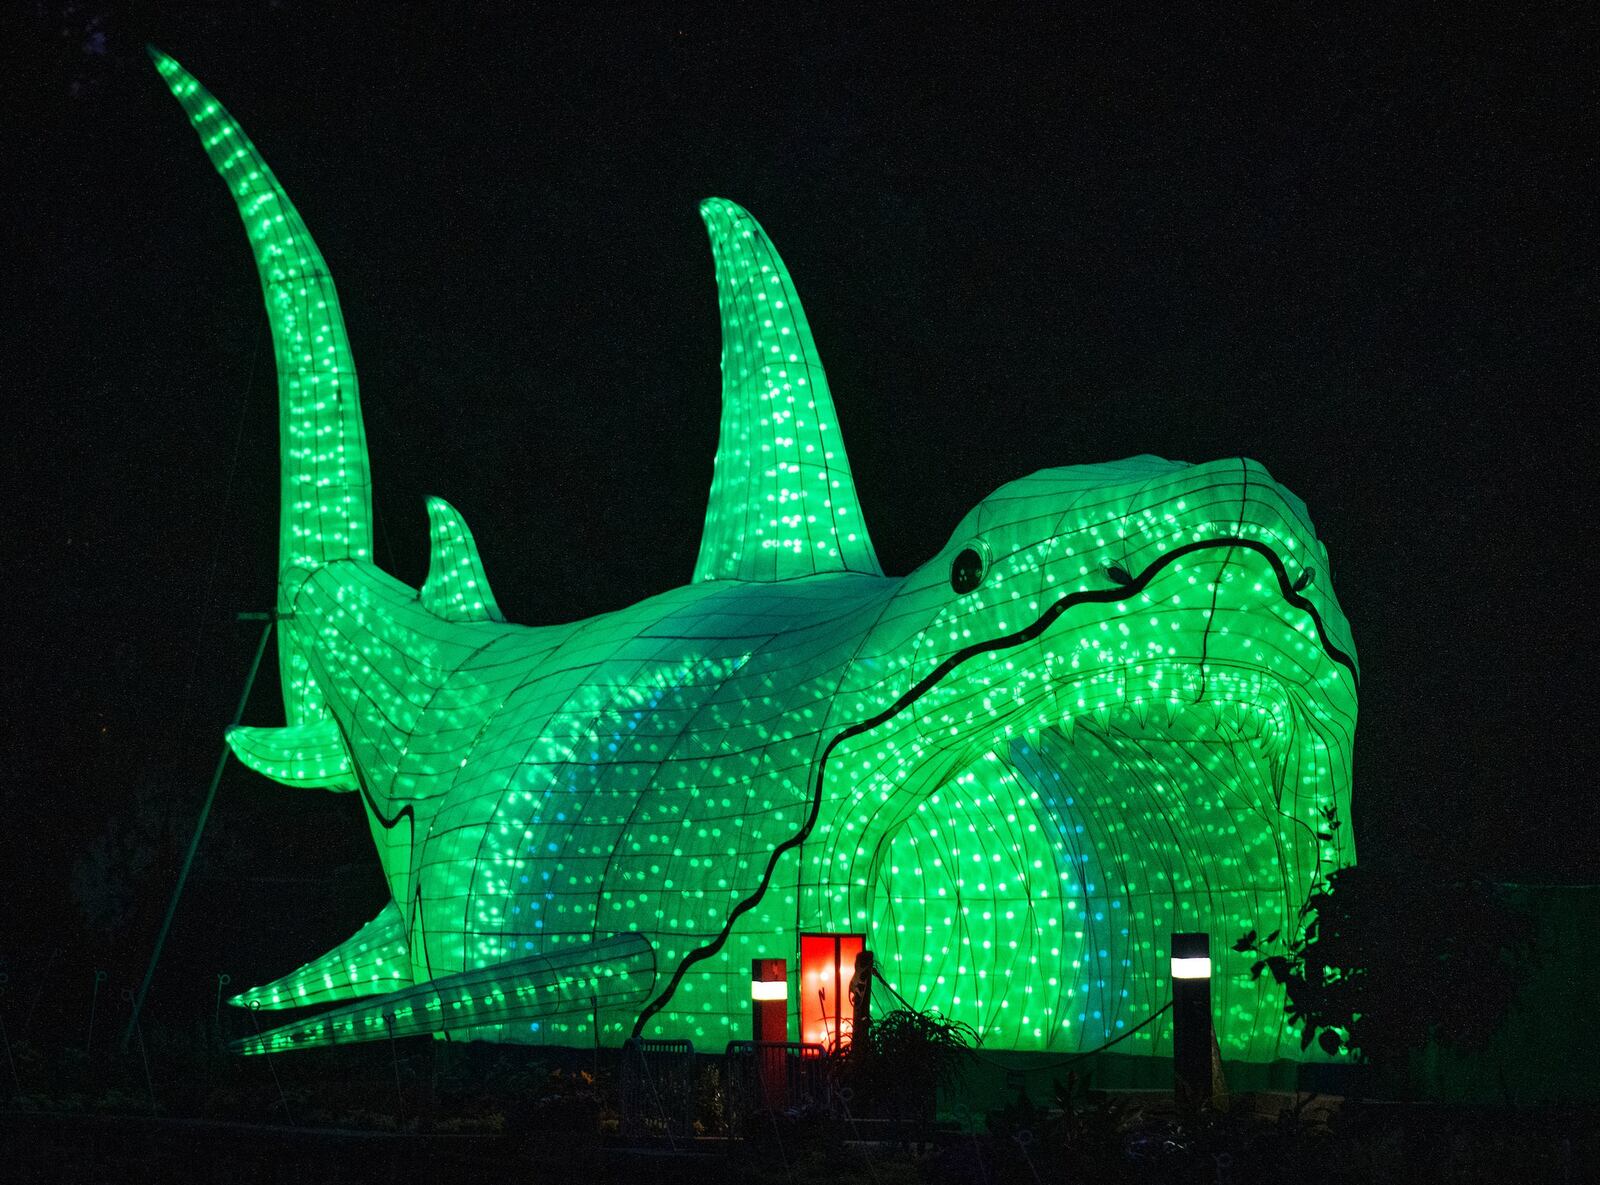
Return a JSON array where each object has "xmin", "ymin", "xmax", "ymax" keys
[
  {"xmin": 723, "ymin": 1040, "xmax": 834, "ymax": 1128},
  {"xmin": 619, "ymin": 1037, "xmax": 696, "ymax": 1141}
]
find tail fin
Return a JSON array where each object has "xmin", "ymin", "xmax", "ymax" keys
[{"xmin": 151, "ymin": 47, "xmax": 373, "ymax": 723}]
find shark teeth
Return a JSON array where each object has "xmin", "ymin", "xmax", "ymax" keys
[{"xmin": 1039, "ymin": 661, "xmax": 1294, "ymax": 748}]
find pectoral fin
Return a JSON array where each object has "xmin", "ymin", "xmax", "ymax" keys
[
  {"xmin": 231, "ymin": 899, "xmax": 411, "ymax": 1009},
  {"xmin": 230, "ymin": 933, "xmax": 656, "ymax": 1053},
  {"xmin": 226, "ymin": 718, "xmax": 357, "ymax": 791}
]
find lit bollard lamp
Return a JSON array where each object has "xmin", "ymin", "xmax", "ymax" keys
[
  {"xmin": 1170, "ymin": 932, "xmax": 1213, "ymax": 1107},
  {"xmin": 751, "ymin": 958, "xmax": 789, "ymax": 1040}
]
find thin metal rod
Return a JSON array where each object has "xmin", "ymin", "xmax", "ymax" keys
[
  {"xmin": 250, "ymin": 1001, "xmax": 294, "ymax": 1124},
  {"xmin": 1, "ymin": 1011, "xmax": 20, "ymax": 1100},
  {"xmin": 86, "ymin": 969, "xmax": 106, "ymax": 1056},
  {"xmin": 386, "ymin": 1013, "xmax": 405, "ymax": 1118},
  {"xmin": 22, "ymin": 947, "xmax": 61, "ymax": 1041},
  {"xmin": 122, "ymin": 616, "xmax": 275, "ymax": 1052}
]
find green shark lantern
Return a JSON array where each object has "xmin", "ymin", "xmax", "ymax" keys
[{"xmin": 151, "ymin": 49, "xmax": 1358, "ymax": 1060}]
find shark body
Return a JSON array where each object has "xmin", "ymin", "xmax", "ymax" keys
[{"xmin": 152, "ymin": 50, "xmax": 1358, "ymax": 1059}]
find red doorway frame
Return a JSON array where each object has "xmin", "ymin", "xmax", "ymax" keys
[{"xmin": 798, "ymin": 932, "xmax": 865, "ymax": 1051}]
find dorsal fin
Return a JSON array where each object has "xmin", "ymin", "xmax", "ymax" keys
[
  {"xmin": 693, "ymin": 199, "xmax": 882, "ymax": 583},
  {"xmin": 421, "ymin": 497, "xmax": 505, "ymax": 622}
]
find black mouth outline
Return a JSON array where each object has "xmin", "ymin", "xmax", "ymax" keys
[{"xmin": 632, "ymin": 534, "xmax": 1357, "ymax": 1035}]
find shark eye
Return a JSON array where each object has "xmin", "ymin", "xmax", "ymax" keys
[{"xmin": 950, "ymin": 545, "xmax": 987, "ymax": 595}]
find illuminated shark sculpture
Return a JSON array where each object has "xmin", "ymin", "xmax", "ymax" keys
[{"xmin": 152, "ymin": 49, "xmax": 1358, "ymax": 1059}]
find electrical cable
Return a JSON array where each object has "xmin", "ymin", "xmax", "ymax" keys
[{"xmin": 870, "ymin": 964, "xmax": 1175, "ymax": 1074}]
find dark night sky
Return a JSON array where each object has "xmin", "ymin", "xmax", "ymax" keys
[{"xmin": 3, "ymin": 4, "xmax": 1594, "ymax": 1004}]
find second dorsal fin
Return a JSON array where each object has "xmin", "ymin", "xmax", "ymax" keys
[
  {"xmin": 693, "ymin": 199, "xmax": 882, "ymax": 583},
  {"xmin": 226, "ymin": 718, "xmax": 357, "ymax": 791},
  {"xmin": 421, "ymin": 497, "xmax": 505, "ymax": 622}
]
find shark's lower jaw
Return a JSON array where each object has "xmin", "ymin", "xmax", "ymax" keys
[
  {"xmin": 830, "ymin": 691, "xmax": 1330, "ymax": 1058},
  {"xmin": 797, "ymin": 545, "xmax": 1354, "ymax": 1060}
]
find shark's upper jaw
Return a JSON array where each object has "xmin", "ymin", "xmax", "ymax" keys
[{"xmin": 856, "ymin": 457, "xmax": 1353, "ymax": 766}]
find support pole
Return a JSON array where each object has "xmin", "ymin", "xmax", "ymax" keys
[
  {"xmin": 848, "ymin": 948, "xmax": 874, "ymax": 1047},
  {"xmin": 751, "ymin": 958, "xmax": 789, "ymax": 1107},
  {"xmin": 121, "ymin": 613, "xmax": 275, "ymax": 1052}
]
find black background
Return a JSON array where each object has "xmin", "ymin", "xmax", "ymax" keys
[{"xmin": 3, "ymin": 4, "xmax": 1593, "ymax": 1014}]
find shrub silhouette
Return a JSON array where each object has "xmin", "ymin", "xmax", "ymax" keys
[{"xmin": 1237, "ymin": 859, "xmax": 1535, "ymax": 1065}]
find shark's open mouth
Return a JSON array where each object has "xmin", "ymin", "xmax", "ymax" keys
[{"xmin": 839, "ymin": 536, "xmax": 1353, "ymax": 1057}]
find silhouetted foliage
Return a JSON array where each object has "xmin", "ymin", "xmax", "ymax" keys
[
  {"xmin": 841, "ymin": 1005, "xmax": 975, "ymax": 1130},
  {"xmin": 69, "ymin": 773, "xmax": 250, "ymax": 954},
  {"xmin": 1237, "ymin": 859, "xmax": 1537, "ymax": 1065},
  {"xmin": 985, "ymin": 1071, "xmax": 1143, "ymax": 1183}
]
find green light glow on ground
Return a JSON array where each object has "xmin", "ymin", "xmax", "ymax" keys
[{"xmin": 152, "ymin": 48, "xmax": 1357, "ymax": 1061}]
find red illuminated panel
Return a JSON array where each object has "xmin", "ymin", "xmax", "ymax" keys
[{"xmin": 799, "ymin": 933, "xmax": 865, "ymax": 1050}]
